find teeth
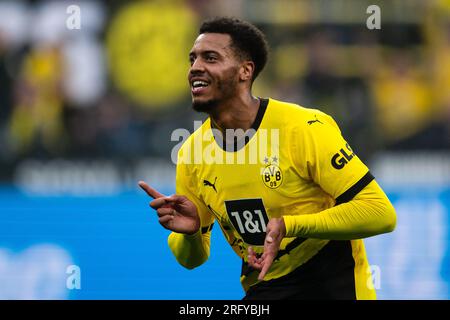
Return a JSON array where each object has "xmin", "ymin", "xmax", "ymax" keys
[{"xmin": 192, "ymin": 81, "xmax": 208, "ymax": 88}]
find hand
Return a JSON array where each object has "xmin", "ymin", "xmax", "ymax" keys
[
  {"xmin": 247, "ymin": 217, "xmax": 286, "ymax": 281},
  {"xmin": 138, "ymin": 181, "xmax": 200, "ymax": 235}
]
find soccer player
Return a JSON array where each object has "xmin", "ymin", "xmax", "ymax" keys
[{"xmin": 139, "ymin": 17, "xmax": 396, "ymax": 299}]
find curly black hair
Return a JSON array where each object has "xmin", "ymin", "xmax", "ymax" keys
[{"xmin": 199, "ymin": 17, "xmax": 269, "ymax": 81}]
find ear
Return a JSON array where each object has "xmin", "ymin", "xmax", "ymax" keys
[{"xmin": 239, "ymin": 61, "xmax": 255, "ymax": 82}]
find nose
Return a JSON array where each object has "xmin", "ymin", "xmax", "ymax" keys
[{"xmin": 189, "ymin": 57, "xmax": 205, "ymax": 74}]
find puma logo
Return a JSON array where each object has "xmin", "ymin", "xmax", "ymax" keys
[
  {"xmin": 203, "ymin": 177, "xmax": 217, "ymax": 193},
  {"xmin": 307, "ymin": 115, "xmax": 323, "ymax": 125}
]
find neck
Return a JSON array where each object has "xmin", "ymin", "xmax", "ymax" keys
[{"xmin": 209, "ymin": 92, "xmax": 260, "ymax": 132}]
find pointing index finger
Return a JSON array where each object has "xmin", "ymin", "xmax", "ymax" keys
[{"xmin": 138, "ymin": 181, "xmax": 165, "ymax": 199}]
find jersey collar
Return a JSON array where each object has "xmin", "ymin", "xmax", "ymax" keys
[{"xmin": 210, "ymin": 98, "xmax": 269, "ymax": 152}]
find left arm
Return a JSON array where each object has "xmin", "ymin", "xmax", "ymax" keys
[
  {"xmin": 249, "ymin": 179, "xmax": 396, "ymax": 280},
  {"xmin": 282, "ymin": 111, "xmax": 397, "ymax": 239},
  {"xmin": 249, "ymin": 110, "xmax": 397, "ymax": 279},
  {"xmin": 283, "ymin": 179, "xmax": 396, "ymax": 239}
]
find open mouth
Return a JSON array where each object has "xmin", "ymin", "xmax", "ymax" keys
[{"xmin": 191, "ymin": 80, "xmax": 210, "ymax": 95}]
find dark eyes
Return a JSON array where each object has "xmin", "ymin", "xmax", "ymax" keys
[{"xmin": 189, "ymin": 55, "xmax": 217, "ymax": 65}]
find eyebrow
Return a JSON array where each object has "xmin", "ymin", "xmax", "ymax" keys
[{"xmin": 189, "ymin": 50, "xmax": 221, "ymax": 57}]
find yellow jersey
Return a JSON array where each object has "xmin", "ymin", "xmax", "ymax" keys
[{"xmin": 174, "ymin": 98, "xmax": 376, "ymax": 299}]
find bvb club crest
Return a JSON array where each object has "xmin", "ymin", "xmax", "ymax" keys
[{"xmin": 261, "ymin": 156, "xmax": 283, "ymax": 189}]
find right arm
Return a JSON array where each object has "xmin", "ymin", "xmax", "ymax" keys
[
  {"xmin": 139, "ymin": 160, "xmax": 214, "ymax": 270},
  {"xmin": 168, "ymin": 161, "xmax": 215, "ymax": 269},
  {"xmin": 168, "ymin": 224, "xmax": 213, "ymax": 270}
]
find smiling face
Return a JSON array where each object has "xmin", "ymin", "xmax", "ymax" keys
[{"xmin": 188, "ymin": 33, "xmax": 242, "ymax": 112}]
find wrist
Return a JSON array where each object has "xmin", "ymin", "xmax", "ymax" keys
[{"xmin": 184, "ymin": 228, "xmax": 201, "ymax": 238}]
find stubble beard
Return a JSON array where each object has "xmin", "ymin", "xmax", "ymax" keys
[
  {"xmin": 192, "ymin": 98, "xmax": 219, "ymax": 113},
  {"xmin": 191, "ymin": 72, "xmax": 238, "ymax": 114}
]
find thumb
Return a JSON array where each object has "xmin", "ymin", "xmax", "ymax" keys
[
  {"xmin": 265, "ymin": 230, "xmax": 278, "ymax": 244},
  {"xmin": 165, "ymin": 194, "xmax": 185, "ymax": 204}
]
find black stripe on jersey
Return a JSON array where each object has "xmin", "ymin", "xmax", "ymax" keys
[
  {"xmin": 243, "ymin": 240, "xmax": 356, "ymax": 300},
  {"xmin": 201, "ymin": 223, "xmax": 214, "ymax": 234},
  {"xmin": 241, "ymin": 173, "xmax": 375, "ymax": 298},
  {"xmin": 241, "ymin": 237, "xmax": 307, "ymax": 277},
  {"xmin": 211, "ymin": 98, "xmax": 269, "ymax": 152},
  {"xmin": 335, "ymin": 171, "xmax": 375, "ymax": 205},
  {"xmin": 274, "ymin": 237, "xmax": 307, "ymax": 260},
  {"xmin": 250, "ymin": 97, "xmax": 268, "ymax": 131}
]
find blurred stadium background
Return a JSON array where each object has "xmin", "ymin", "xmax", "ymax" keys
[{"xmin": 0, "ymin": 0, "xmax": 449, "ymax": 299}]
